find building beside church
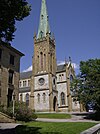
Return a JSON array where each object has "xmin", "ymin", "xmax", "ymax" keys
[
  {"xmin": 0, "ymin": 42, "xmax": 24, "ymax": 107},
  {"xmin": 19, "ymin": 0, "xmax": 80, "ymax": 112}
]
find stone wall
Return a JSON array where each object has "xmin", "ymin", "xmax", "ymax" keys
[{"xmin": 0, "ymin": 43, "xmax": 23, "ymax": 106}]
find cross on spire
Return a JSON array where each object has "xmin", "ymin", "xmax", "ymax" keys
[{"xmin": 37, "ymin": 0, "xmax": 51, "ymax": 39}]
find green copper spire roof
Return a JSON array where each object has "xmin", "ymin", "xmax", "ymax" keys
[{"xmin": 37, "ymin": 0, "xmax": 50, "ymax": 39}]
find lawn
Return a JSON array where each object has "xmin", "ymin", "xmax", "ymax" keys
[
  {"xmin": 36, "ymin": 113, "xmax": 71, "ymax": 119},
  {"xmin": 16, "ymin": 122, "xmax": 97, "ymax": 134}
]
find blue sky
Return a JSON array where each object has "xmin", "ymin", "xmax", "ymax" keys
[{"xmin": 12, "ymin": 0, "xmax": 100, "ymax": 73}]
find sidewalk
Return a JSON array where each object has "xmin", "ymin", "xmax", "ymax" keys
[
  {"xmin": 36, "ymin": 112, "xmax": 99, "ymax": 123},
  {"xmin": 36, "ymin": 118, "xmax": 99, "ymax": 123},
  {"xmin": 0, "ymin": 123, "xmax": 21, "ymax": 129}
]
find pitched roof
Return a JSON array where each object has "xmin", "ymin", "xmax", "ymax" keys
[
  {"xmin": 57, "ymin": 64, "xmax": 66, "ymax": 72},
  {"xmin": 0, "ymin": 42, "xmax": 24, "ymax": 57},
  {"xmin": 20, "ymin": 71, "xmax": 32, "ymax": 79},
  {"xmin": 37, "ymin": 0, "xmax": 50, "ymax": 39}
]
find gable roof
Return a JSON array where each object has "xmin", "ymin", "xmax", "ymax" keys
[
  {"xmin": 57, "ymin": 64, "xmax": 66, "ymax": 72},
  {"xmin": 20, "ymin": 71, "xmax": 32, "ymax": 79}
]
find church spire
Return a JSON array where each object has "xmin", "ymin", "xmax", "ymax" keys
[{"xmin": 37, "ymin": 0, "xmax": 50, "ymax": 39}]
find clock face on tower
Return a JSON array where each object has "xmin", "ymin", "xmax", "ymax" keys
[{"xmin": 38, "ymin": 78, "xmax": 45, "ymax": 86}]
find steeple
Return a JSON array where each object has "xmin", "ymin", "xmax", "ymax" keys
[{"xmin": 37, "ymin": 0, "xmax": 50, "ymax": 39}]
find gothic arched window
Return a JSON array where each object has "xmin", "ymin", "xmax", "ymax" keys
[
  {"xmin": 37, "ymin": 93, "xmax": 40, "ymax": 103},
  {"xmin": 40, "ymin": 52, "xmax": 43, "ymax": 71},
  {"xmin": 26, "ymin": 93, "xmax": 29, "ymax": 106},
  {"xmin": 70, "ymin": 75, "xmax": 73, "ymax": 82},
  {"xmin": 43, "ymin": 93, "xmax": 46, "ymax": 103},
  {"xmin": 61, "ymin": 92, "xmax": 65, "ymax": 105},
  {"xmin": 37, "ymin": 55, "xmax": 39, "ymax": 72},
  {"xmin": 44, "ymin": 54, "xmax": 46, "ymax": 71}
]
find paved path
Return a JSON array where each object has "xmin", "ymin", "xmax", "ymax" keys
[
  {"xmin": 36, "ymin": 118, "xmax": 99, "ymax": 123},
  {"xmin": 0, "ymin": 123, "xmax": 21, "ymax": 134},
  {"xmin": 0, "ymin": 123, "xmax": 20, "ymax": 129},
  {"xmin": 36, "ymin": 113, "xmax": 99, "ymax": 123}
]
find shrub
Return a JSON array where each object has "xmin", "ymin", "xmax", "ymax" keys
[
  {"xmin": 15, "ymin": 102, "xmax": 37, "ymax": 122},
  {"xmin": 0, "ymin": 102, "xmax": 37, "ymax": 122}
]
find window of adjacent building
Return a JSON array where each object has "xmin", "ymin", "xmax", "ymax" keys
[
  {"xmin": 37, "ymin": 93, "xmax": 40, "ymax": 103},
  {"xmin": 0, "ymin": 49, "xmax": 2, "ymax": 59},
  {"xmin": 26, "ymin": 93, "xmax": 29, "ymax": 106},
  {"xmin": 61, "ymin": 92, "xmax": 65, "ymax": 105},
  {"xmin": 8, "ymin": 70, "xmax": 14, "ymax": 84},
  {"xmin": 10, "ymin": 54, "xmax": 14, "ymax": 65},
  {"xmin": 43, "ymin": 93, "xmax": 46, "ymax": 103}
]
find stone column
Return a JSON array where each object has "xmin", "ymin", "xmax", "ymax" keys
[
  {"xmin": 49, "ymin": 74, "xmax": 53, "ymax": 112},
  {"xmin": 29, "ymin": 76, "xmax": 34, "ymax": 110}
]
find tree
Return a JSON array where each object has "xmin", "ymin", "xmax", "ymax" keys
[
  {"xmin": 0, "ymin": 0, "xmax": 31, "ymax": 43},
  {"xmin": 71, "ymin": 59, "xmax": 100, "ymax": 113}
]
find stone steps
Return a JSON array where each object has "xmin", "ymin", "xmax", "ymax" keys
[{"xmin": 0, "ymin": 112, "xmax": 15, "ymax": 123}]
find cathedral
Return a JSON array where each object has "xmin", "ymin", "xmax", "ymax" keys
[{"xmin": 19, "ymin": 0, "xmax": 81, "ymax": 112}]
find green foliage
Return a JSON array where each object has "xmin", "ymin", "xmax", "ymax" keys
[
  {"xmin": 0, "ymin": 0, "xmax": 31, "ymax": 43},
  {"xmin": 14, "ymin": 102, "xmax": 37, "ymax": 122},
  {"xmin": 0, "ymin": 104, "xmax": 5, "ymax": 113},
  {"xmin": 0, "ymin": 102, "xmax": 37, "ymax": 122},
  {"xmin": 71, "ymin": 59, "xmax": 100, "ymax": 113}
]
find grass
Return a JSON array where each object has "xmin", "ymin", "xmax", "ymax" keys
[
  {"xmin": 36, "ymin": 113, "xmax": 71, "ymax": 119},
  {"xmin": 16, "ymin": 121, "xmax": 97, "ymax": 134}
]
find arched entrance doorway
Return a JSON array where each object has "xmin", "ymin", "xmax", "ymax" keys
[{"xmin": 53, "ymin": 96, "xmax": 57, "ymax": 111}]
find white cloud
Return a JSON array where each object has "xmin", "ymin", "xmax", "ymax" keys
[
  {"xmin": 57, "ymin": 60, "xmax": 79, "ymax": 69},
  {"xmin": 57, "ymin": 61, "xmax": 65, "ymax": 65},
  {"xmin": 23, "ymin": 65, "xmax": 32, "ymax": 72},
  {"xmin": 71, "ymin": 63, "xmax": 79, "ymax": 69}
]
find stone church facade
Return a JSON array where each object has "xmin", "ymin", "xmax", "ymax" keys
[{"xmin": 19, "ymin": 0, "xmax": 80, "ymax": 112}]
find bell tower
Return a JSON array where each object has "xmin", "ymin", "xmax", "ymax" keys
[{"xmin": 30, "ymin": 0, "xmax": 58, "ymax": 112}]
